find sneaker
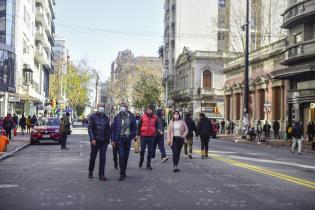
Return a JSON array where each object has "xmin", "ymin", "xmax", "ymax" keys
[
  {"xmin": 114, "ymin": 165, "xmax": 118, "ymax": 170},
  {"xmin": 162, "ymin": 157, "xmax": 169, "ymax": 163},
  {"xmin": 99, "ymin": 176, "xmax": 107, "ymax": 181},
  {"xmin": 146, "ymin": 165, "xmax": 153, "ymax": 170},
  {"xmin": 88, "ymin": 171, "xmax": 93, "ymax": 179},
  {"xmin": 188, "ymin": 154, "xmax": 192, "ymax": 159},
  {"xmin": 151, "ymin": 158, "xmax": 156, "ymax": 162},
  {"xmin": 290, "ymin": 149, "xmax": 294, "ymax": 154},
  {"xmin": 184, "ymin": 155, "xmax": 188, "ymax": 158},
  {"xmin": 138, "ymin": 162, "xmax": 143, "ymax": 168},
  {"xmin": 61, "ymin": 147, "xmax": 69, "ymax": 150},
  {"xmin": 298, "ymin": 152, "xmax": 302, "ymax": 155},
  {"xmin": 201, "ymin": 156, "xmax": 205, "ymax": 159}
]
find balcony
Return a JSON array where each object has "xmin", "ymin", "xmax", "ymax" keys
[
  {"xmin": 36, "ymin": 6, "xmax": 51, "ymax": 33},
  {"xmin": 35, "ymin": 44, "xmax": 50, "ymax": 66},
  {"xmin": 35, "ymin": 25, "xmax": 50, "ymax": 48},
  {"xmin": 282, "ymin": 0, "xmax": 315, "ymax": 28},
  {"xmin": 200, "ymin": 88, "xmax": 216, "ymax": 97},
  {"xmin": 282, "ymin": 39, "xmax": 315, "ymax": 65}
]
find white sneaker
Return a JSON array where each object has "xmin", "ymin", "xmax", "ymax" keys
[
  {"xmin": 162, "ymin": 157, "xmax": 169, "ymax": 163},
  {"xmin": 151, "ymin": 158, "xmax": 155, "ymax": 162},
  {"xmin": 184, "ymin": 155, "xmax": 188, "ymax": 158}
]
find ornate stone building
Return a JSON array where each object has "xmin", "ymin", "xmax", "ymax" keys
[
  {"xmin": 172, "ymin": 47, "xmax": 235, "ymax": 120},
  {"xmin": 224, "ymin": 39, "xmax": 288, "ymax": 135}
]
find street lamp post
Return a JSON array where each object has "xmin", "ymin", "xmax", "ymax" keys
[{"xmin": 243, "ymin": 0, "xmax": 250, "ymax": 138}]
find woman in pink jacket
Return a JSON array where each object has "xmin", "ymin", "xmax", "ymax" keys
[{"xmin": 167, "ymin": 111, "xmax": 188, "ymax": 172}]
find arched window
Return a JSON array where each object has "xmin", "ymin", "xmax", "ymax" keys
[{"xmin": 203, "ymin": 70, "xmax": 212, "ymax": 89}]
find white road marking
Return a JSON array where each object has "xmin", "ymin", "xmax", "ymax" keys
[
  {"xmin": 0, "ymin": 184, "xmax": 19, "ymax": 189},
  {"xmin": 226, "ymin": 155, "xmax": 315, "ymax": 169}
]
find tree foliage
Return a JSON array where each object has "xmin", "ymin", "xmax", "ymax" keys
[{"xmin": 132, "ymin": 60, "xmax": 163, "ymax": 109}]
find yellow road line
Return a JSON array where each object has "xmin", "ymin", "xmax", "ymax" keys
[{"xmin": 193, "ymin": 149, "xmax": 315, "ymax": 190}]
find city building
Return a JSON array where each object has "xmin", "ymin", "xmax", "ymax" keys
[
  {"xmin": 271, "ymin": 0, "xmax": 315, "ymax": 134},
  {"xmin": 224, "ymin": 39, "xmax": 288, "ymax": 135},
  {"xmin": 0, "ymin": 0, "xmax": 16, "ymax": 117},
  {"xmin": 173, "ymin": 47, "xmax": 235, "ymax": 120},
  {"xmin": 52, "ymin": 34, "xmax": 69, "ymax": 106},
  {"xmin": 109, "ymin": 50, "xmax": 162, "ymax": 115},
  {"xmin": 13, "ymin": 0, "xmax": 55, "ymax": 116}
]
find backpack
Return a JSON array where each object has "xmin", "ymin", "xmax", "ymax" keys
[{"xmin": 288, "ymin": 127, "xmax": 293, "ymax": 134}]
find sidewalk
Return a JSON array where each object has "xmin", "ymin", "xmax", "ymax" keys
[
  {"xmin": 0, "ymin": 132, "xmax": 30, "ymax": 161},
  {"xmin": 217, "ymin": 133, "xmax": 315, "ymax": 154}
]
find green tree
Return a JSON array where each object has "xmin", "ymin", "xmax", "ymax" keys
[{"xmin": 132, "ymin": 60, "xmax": 163, "ymax": 109}]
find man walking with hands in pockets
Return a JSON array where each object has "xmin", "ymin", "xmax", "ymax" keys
[{"xmin": 88, "ymin": 103, "xmax": 111, "ymax": 181}]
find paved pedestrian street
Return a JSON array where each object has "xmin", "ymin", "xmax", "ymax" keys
[{"xmin": 0, "ymin": 128, "xmax": 314, "ymax": 210}]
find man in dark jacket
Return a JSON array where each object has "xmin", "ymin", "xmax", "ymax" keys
[
  {"xmin": 3, "ymin": 114, "xmax": 15, "ymax": 140},
  {"xmin": 220, "ymin": 120, "xmax": 225, "ymax": 134},
  {"xmin": 111, "ymin": 103, "xmax": 137, "ymax": 181},
  {"xmin": 273, "ymin": 120, "xmax": 280, "ymax": 139},
  {"xmin": 19, "ymin": 115, "xmax": 26, "ymax": 135},
  {"xmin": 196, "ymin": 113, "xmax": 212, "ymax": 159},
  {"xmin": 137, "ymin": 105, "xmax": 159, "ymax": 170},
  {"xmin": 263, "ymin": 121, "xmax": 271, "ymax": 141},
  {"xmin": 152, "ymin": 109, "xmax": 168, "ymax": 162},
  {"xmin": 184, "ymin": 113, "xmax": 196, "ymax": 159},
  {"xmin": 291, "ymin": 121, "xmax": 303, "ymax": 155},
  {"xmin": 88, "ymin": 103, "xmax": 110, "ymax": 181},
  {"xmin": 60, "ymin": 112, "xmax": 71, "ymax": 150},
  {"xmin": 306, "ymin": 122, "xmax": 314, "ymax": 142}
]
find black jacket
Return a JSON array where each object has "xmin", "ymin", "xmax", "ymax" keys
[
  {"xmin": 196, "ymin": 116, "xmax": 212, "ymax": 137},
  {"xmin": 185, "ymin": 117, "xmax": 196, "ymax": 138},
  {"xmin": 88, "ymin": 112, "xmax": 110, "ymax": 143},
  {"xmin": 273, "ymin": 121, "xmax": 280, "ymax": 131}
]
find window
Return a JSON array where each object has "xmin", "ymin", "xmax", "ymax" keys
[
  {"xmin": 294, "ymin": 33, "xmax": 303, "ymax": 43},
  {"xmin": 219, "ymin": 0, "xmax": 225, "ymax": 7},
  {"xmin": 218, "ymin": 32, "xmax": 225, "ymax": 40},
  {"xmin": 203, "ymin": 70, "xmax": 212, "ymax": 89}
]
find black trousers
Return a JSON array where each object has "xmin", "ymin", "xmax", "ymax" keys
[
  {"xmin": 89, "ymin": 141, "xmax": 108, "ymax": 176},
  {"xmin": 118, "ymin": 138, "xmax": 132, "ymax": 175},
  {"xmin": 60, "ymin": 133, "xmax": 68, "ymax": 147},
  {"xmin": 113, "ymin": 143, "xmax": 119, "ymax": 167},
  {"xmin": 5, "ymin": 129, "xmax": 12, "ymax": 140},
  {"xmin": 200, "ymin": 135, "xmax": 210, "ymax": 157},
  {"xmin": 171, "ymin": 137, "xmax": 184, "ymax": 167},
  {"xmin": 274, "ymin": 130, "xmax": 280, "ymax": 139}
]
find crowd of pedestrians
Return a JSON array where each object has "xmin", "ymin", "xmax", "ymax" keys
[{"xmin": 87, "ymin": 103, "xmax": 217, "ymax": 182}]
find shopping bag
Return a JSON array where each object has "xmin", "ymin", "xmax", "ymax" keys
[
  {"xmin": 13, "ymin": 128, "xmax": 17, "ymax": 136},
  {"xmin": 133, "ymin": 138, "xmax": 140, "ymax": 153}
]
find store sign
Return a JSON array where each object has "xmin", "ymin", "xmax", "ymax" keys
[{"xmin": 8, "ymin": 96, "xmax": 20, "ymax": 102}]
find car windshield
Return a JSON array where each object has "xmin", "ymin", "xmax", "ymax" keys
[{"xmin": 35, "ymin": 118, "xmax": 60, "ymax": 126}]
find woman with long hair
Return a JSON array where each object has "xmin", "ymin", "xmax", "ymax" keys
[{"xmin": 167, "ymin": 111, "xmax": 188, "ymax": 172}]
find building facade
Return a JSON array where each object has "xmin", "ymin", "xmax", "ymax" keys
[
  {"xmin": 173, "ymin": 47, "xmax": 235, "ymax": 120},
  {"xmin": 109, "ymin": 50, "xmax": 162, "ymax": 115},
  {"xmin": 13, "ymin": 0, "xmax": 55, "ymax": 116},
  {"xmin": 271, "ymin": 0, "xmax": 315, "ymax": 134},
  {"xmin": 0, "ymin": 0, "xmax": 16, "ymax": 117},
  {"xmin": 163, "ymin": 0, "xmax": 231, "ymax": 106},
  {"xmin": 52, "ymin": 34, "xmax": 69, "ymax": 105},
  {"xmin": 224, "ymin": 39, "xmax": 288, "ymax": 135}
]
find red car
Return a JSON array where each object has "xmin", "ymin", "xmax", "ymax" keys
[{"xmin": 30, "ymin": 118, "xmax": 62, "ymax": 145}]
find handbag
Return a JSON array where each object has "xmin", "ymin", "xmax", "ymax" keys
[{"xmin": 133, "ymin": 137, "xmax": 140, "ymax": 153}]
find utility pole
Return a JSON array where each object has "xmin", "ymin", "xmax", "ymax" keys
[{"xmin": 243, "ymin": 0, "xmax": 250, "ymax": 138}]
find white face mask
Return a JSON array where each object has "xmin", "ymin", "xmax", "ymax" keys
[
  {"xmin": 97, "ymin": 107, "xmax": 105, "ymax": 113},
  {"xmin": 120, "ymin": 107, "xmax": 127, "ymax": 113}
]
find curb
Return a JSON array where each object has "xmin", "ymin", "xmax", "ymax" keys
[{"xmin": 0, "ymin": 141, "xmax": 30, "ymax": 161}]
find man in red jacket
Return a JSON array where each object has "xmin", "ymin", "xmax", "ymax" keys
[{"xmin": 137, "ymin": 105, "xmax": 158, "ymax": 170}]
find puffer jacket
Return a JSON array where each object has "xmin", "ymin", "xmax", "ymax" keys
[
  {"xmin": 111, "ymin": 112, "xmax": 137, "ymax": 142},
  {"xmin": 196, "ymin": 116, "xmax": 212, "ymax": 138},
  {"xmin": 88, "ymin": 112, "xmax": 110, "ymax": 143}
]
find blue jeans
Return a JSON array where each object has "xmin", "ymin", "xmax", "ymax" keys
[
  {"xmin": 152, "ymin": 134, "xmax": 166, "ymax": 159},
  {"xmin": 118, "ymin": 137, "xmax": 132, "ymax": 175},
  {"xmin": 140, "ymin": 136, "xmax": 155, "ymax": 166}
]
